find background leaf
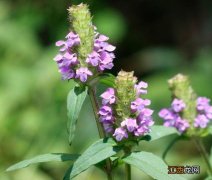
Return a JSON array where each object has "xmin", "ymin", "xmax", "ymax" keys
[
  {"xmin": 63, "ymin": 138, "xmax": 119, "ymax": 180},
  {"xmin": 67, "ymin": 85, "xmax": 88, "ymax": 144},
  {"xmin": 208, "ymin": 126, "xmax": 212, "ymax": 135},
  {"xmin": 123, "ymin": 152, "xmax": 186, "ymax": 180},
  {"xmin": 7, "ymin": 153, "xmax": 79, "ymax": 172},
  {"xmin": 99, "ymin": 73, "xmax": 115, "ymax": 87},
  {"xmin": 149, "ymin": 125, "xmax": 179, "ymax": 141}
]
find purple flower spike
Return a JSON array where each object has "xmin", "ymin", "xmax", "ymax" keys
[
  {"xmin": 99, "ymin": 106, "xmax": 114, "ymax": 122},
  {"xmin": 98, "ymin": 52, "xmax": 114, "ymax": 71},
  {"xmin": 66, "ymin": 32, "xmax": 80, "ymax": 44},
  {"xmin": 134, "ymin": 125, "xmax": 149, "ymax": 136},
  {"xmin": 113, "ymin": 127, "xmax": 128, "ymax": 141},
  {"xmin": 197, "ymin": 97, "xmax": 210, "ymax": 111},
  {"xmin": 103, "ymin": 123, "xmax": 114, "ymax": 133},
  {"xmin": 158, "ymin": 108, "xmax": 176, "ymax": 120},
  {"xmin": 98, "ymin": 35, "xmax": 109, "ymax": 41},
  {"xmin": 86, "ymin": 51, "xmax": 100, "ymax": 66},
  {"xmin": 75, "ymin": 67, "xmax": 93, "ymax": 82},
  {"xmin": 100, "ymin": 88, "xmax": 116, "ymax": 105},
  {"xmin": 56, "ymin": 32, "xmax": 80, "ymax": 52},
  {"xmin": 175, "ymin": 117, "xmax": 190, "ymax": 133},
  {"xmin": 138, "ymin": 108, "xmax": 154, "ymax": 120},
  {"xmin": 131, "ymin": 98, "xmax": 151, "ymax": 113},
  {"xmin": 206, "ymin": 106, "xmax": 212, "ymax": 119},
  {"xmin": 171, "ymin": 98, "xmax": 186, "ymax": 112},
  {"xmin": 94, "ymin": 35, "xmax": 116, "ymax": 52},
  {"xmin": 121, "ymin": 118, "xmax": 138, "ymax": 132},
  {"xmin": 135, "ymin": 81, "xmax": 148, "ymax": 96},
  {"xmin": 63, "ymin": 52, "xmax": 79, "ymax": 65},
  {"xmin": 54, "ymin": 54, "xmax": 63, "ymax": 62},
  {"xmin": 98, "ymin": 71, "xmax": 153, "ymax": 141},
  {"xmin": 59, "ymin": 67, "xmax": 75, "ymax": 80},
  {"xmin": 194, "ymin": 114, "xmax": 209, "ymax": 128},
  {"xmin": 54, "ymin": 29, "xmax": 115, "ymax": 82}
]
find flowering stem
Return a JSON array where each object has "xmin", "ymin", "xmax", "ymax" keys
[
  {"xmin": 88, "ymin": 86, "xmax": 113, "ymax": 180},
  {"xmin": 125, "ymin": 163, "xmax": 131, "ymax": 180},
  {"xmin": 124, "ymin": 146, "xmax": 132, "ymax": 180},
  {"xmin": 193, "ymin": 137, "xmax": 212, "ymax": 176},
  {"xmin": 88, "ymin": 87, "xmax": 105, "ymax": 138}
]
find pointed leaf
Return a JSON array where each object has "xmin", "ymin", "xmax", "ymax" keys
[
  {"xmin": 67, "ymin": 85, "xmax": 87, "ymax": 144},
  {"xmin": 7, "ymin": 153, "xmax": 79, "ymax": 172},
  {"xmin": 64, "ymin": 138, "xmax": 119, "ymax": 180},
  {"xmin": 149, "ymin": 125, "xmax": 179, "ymax": 141},
  {"xmin": 123, "ymin": 152, "xmax": 186, "ymax": 180},
  {"xmin": 99, "ymin": 73, "xmax": 115, "ymax": 87}
]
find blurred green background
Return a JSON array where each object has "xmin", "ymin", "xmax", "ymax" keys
[{"xmin": 1, "ymin": 0, "xmax": 212, "ymax": 179}]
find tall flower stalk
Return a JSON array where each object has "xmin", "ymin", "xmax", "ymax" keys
[{"xmin": 53, "ymin": 4, "xmax": 116, "ymax": 179}]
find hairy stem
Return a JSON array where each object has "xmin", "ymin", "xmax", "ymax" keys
[
  {"xmin": 88, "ymin": 87, "xmax": 105, "ymax": 138},
  {"xmin": 125, "ymin": 163, "xmax": 131, "ymax": 180},
  {"xmin": 88, "ymin": 86, "xmax": 113, "ymax": 180},
  {"xmin": 193, "ymin": 137, "xmax": 212, "ymax": 176}
]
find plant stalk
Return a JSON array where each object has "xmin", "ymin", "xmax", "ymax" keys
[
  {"xmin": 88, "ymin": 86, "xmax": 113, "ymax": 180},
  {"xmin": 193, "ymin": 137, "xmax": 212, "ymax": 176},
  {"xmin": 88, "ymin": 87, "xmax": 105, "ymax": 138},
  {"xmin": 125, "ymin": 163, "xmax": 131, "ymax": 180}
]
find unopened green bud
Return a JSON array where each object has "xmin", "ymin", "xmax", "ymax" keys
[
  {"xmin": 115, "ymin": 70, "xmax": 137, "ymax": 120},
  {"xmin": 68, "ymin": 3, "xmax": 94, "ymax": 64}
]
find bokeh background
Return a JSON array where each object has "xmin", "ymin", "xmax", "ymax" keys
[{"xmin": 1, "ymin": 0, "xmax": 212, "ymax": 179}]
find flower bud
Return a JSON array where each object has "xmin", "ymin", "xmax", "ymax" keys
[{"xmin": 68, "ymin": 4, "xmax": 94, "ymax": 63}]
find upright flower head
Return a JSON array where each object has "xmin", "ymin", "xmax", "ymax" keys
[
  {"xmin": 159, "ymin": 98, "xmax": 190, "ymax": 133},
  {"xmin": 159, "ymin": 74, "xmax": 212, "ymax": 136},
  {"xmin": 99, "ymin": 70, "xmax": 154, "ymax": 142},
  {"xmin": 54, "ymin": 4, "xmax": 115, "ymax": 83}
]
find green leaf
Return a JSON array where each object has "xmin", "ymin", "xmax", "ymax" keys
[
  {"xmin": 63, "ymin": 138, "xmax": 119, "ymax": 180},
  {"xmin": 149, "ymin": 125, "xmax": 179, "ymax": 141},
  {"xmin": 99, "ymin": 73, "xmax": 115, "ymax": 87},
  {"xmin": 205, "ymin": 176, "xmax": 212, "ymax": 180},
  {"xmin": 67, "ymin": 85, "xmax": 87, "ymax": 144},
  {"xmin": 123, "ymin": 152, "xmax": 186, "ymax": 180},
  {"xmin": 6, "ymin": 153, "xmax": 79, "ymax": 172},
  {"xmin": 208, "ymin": 126, "xmax": 212, "ymax": 135}
]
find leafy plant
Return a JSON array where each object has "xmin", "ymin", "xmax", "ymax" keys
[{"xmin": 6, "ymin": 3, "xmax": 212, "ymax": 180}]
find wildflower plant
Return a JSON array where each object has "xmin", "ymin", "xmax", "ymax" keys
[
  {"xmin": 7, "ymin": 3, "xmax": 212, "ymax": 180},
  {"xmin": 159, "ymin": 74, "xmax": 212, "ymax": 177}
]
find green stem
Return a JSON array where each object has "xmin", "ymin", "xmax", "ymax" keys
[
  {"xmin": 88, "ymin": 86, "xmax": 113, "ymax": 180},
  {"xmin": 125, "ymin": 163, "xmax": 131, "ymax": 180},
  {"xmin": 88, "ymin": 87, "xmax": 105, "ymax": 138},
  {"xmin": 162, "ymin": 136, "xmax": 181, "ymax": 164},
  {"xmin": 193, "ymin": 137, "xmax": 212, "ymax": 176}
]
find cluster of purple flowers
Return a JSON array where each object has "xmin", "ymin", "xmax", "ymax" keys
[
  {"xmin": 194, "ymin": 97, "xmax": 212, "ymax": 128},
  {"xmin": 54, "ymin": 31, "xmax": 115, "ymax": 82},
  {"xmin": 159, "ymin": 97, "xmax": 212, "ymax": 133},
  {"xmin": 158, "ymin": 99, "xmax": 189, "ymax": 133},
  {"xmin": 98, "ymin": 81, "xmax": 154, "ymax": 142}
]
